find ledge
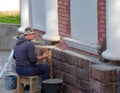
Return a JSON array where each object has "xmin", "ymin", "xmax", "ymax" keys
[{"xmin": 63, "ymin": 37, "xmax": 100, "ymax": 55}]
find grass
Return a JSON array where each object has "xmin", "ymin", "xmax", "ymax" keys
[{"xmin": 0, "ymin": 11, "xmax": 20, "ymax": 24}]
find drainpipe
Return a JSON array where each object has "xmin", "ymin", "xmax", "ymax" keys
[
  {"xmin": 102, "ymin": 0, "xmax": 120, "ymax": 61},
  {"xmin": 42, "ymin": 0, "xmax": 60, "ymax": 42},
  {"xmin": 18, "ymin": 0, "xmax": 31, "ymax": 32}
]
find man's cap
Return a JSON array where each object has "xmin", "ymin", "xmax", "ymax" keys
[{"xmin": 23, "ymin": 27, "xmax": 35, "ymax": 35}]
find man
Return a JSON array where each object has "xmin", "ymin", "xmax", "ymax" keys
[{"xmin": 13, "ymin": 27, "xmax": 50, "ymax": 90}]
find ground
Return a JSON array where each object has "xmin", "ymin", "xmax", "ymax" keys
[{"xmin": 0, "ymin": 50, "xmax": 16, "ymax": 93}]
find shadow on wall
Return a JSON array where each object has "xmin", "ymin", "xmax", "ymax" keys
[{"xmin": 0, "ymin": 23, "xmax": 20, "ymax": 50}]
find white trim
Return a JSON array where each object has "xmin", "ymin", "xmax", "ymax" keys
[{"xmin": 63, "ymin": 37, "xmax": 100, "ymax": 55}]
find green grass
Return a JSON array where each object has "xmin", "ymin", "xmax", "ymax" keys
[{"xmin": 0, "ymin": 11, "xmax": 20, "ymax": 24}]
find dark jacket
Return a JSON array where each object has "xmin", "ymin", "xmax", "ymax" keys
[{"xmin": 13, "ymin": 36, "xmax": 37, "ymax": 67}]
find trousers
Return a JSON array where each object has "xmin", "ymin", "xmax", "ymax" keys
[{"xmin": 16, "ymin": 62, "xmax": 50, "ymax": 80}]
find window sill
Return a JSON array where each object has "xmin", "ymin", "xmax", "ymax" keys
[{"xmin": 63, "ymin": 37, "xmax": 101, "ymax": 55}]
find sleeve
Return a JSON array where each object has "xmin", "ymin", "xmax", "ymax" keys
[{"xmin": 27, "ymin": 42, "xmax": 37, "ymax": 65}]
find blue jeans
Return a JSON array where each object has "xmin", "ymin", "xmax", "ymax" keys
[{"xmin": 16, "ymin": 62, "xmax": 50, "ymax": 80}]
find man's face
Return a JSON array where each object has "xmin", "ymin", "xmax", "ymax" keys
[
  {"xmin": 26, "ymin": 33, "xmax": 35, "ymax": 40},
  {"xmin": 29, "ymin": 33, "xmax": 35, "ymax": 40}
]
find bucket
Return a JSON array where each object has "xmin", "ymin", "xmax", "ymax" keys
[
  {"xmin": 5, "ymin": 75, "xmax": 17, "ymax": 90},
  {"xmin": 42, "ymin": 78, "xmax": 63, "ymax": 93}
]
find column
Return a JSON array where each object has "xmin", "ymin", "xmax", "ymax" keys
[
  {"xmin": 102, "ymin": 0, "xmax": 120, "ymax": 61},
  {"xmin": 42, "ymin": 0, "xmax": 60, "ymax": 41},
  {"xmin": 18, "ymin": 0, "xmax": 31, "ymax": 32}
]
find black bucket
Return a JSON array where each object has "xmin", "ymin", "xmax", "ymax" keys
[
  {"xmin": 42, "ymin": 78, "xmax": 63, "ymax": 93},
  {"xmin": 5, "ymin": 75, "xmax": 17, "ymax": 90}
]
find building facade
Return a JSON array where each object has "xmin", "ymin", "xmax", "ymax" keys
[{"xmin": 19, "ymin": 0, "xmax": 120, "ymax": 93}]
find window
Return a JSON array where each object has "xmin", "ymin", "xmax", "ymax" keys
[
  {"xmin": 64, "ymin": 0, "xmax": 99, "ymax": 54},
  {"xmin": 31, "ymin": 0, "xmax": 45, "ymax": 31}
]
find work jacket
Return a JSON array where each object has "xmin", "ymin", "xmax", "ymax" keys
[{"xmin": 13, "ymin": 36, "xmax": 37, "ymax": 67}]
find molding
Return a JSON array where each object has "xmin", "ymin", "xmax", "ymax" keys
[{"xmin": 63, "ymin": 37, "xmax": 100, "ymax": 55}]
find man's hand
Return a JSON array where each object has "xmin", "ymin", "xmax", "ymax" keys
[
  {"xmin": 37, "ymin": 50, "xmax": 50, "ymax": 62},
  {"xmin": 42, "ymin": 51, "xmax": 49, "ymax": 58}
]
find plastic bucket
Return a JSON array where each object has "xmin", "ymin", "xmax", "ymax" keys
[
  {"xmin": 42, "ymin": 78, "xmax": 63, "ymax": 93},
  {"xmin": 5, "ymin": 75, "xmax": 17, "ymax": 90}
]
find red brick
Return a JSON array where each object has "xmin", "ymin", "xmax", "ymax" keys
[
  {"xmin": 90, "ymin": 79, "xmax": 116, "ymax": 93},
  {"xmin": 62, "ymin": 62, "xmax": 70, "ymax": 73},
  {"xmin": 91, "ymin": 65, "xmax": 116, "ymax": 82},
  {"xmin": 90, "ymin": 79, "xmax": 102, "ymax": 93},
  {"xmin": 69, "ymin": 65, "xmax": 77, "ymax": 76},
  {"xmin": 53, "ymin": 69, "xmax": 64, "ymax": 80},
  {"xmin": 52, "ymin": 49, "xmax": 62, "ymax": 60},
  {"xmin": 63, "ymin": 83, "xmax": 82, "ymax": 93},
  {"xmin": 63, "ymin": 73, "xmax": 72, "ymax": 85},
  {"xmin": 71, "ymin": 86, "xmax": 82, "ymax": 93},
  {"xmin": 80, "ymin": 80, "xmax": 90, "ymax": 93},
  {"xmin": 76, "ymin": 68, "xmax": 89, "ymax": 81},
  {"xmin": 60, "ymin": 52, "xmax": 72, "ymax": 63},
  {"xmin": 63, "ymin": 84, "xmax": 72, "ymax": 93},
  {"xmin": 52, "ymin": 59, "xmax": 62, "ymax": 70}
]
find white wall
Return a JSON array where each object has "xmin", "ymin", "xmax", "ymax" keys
[{"xmin": 0, "ymin": 0, "xmax": 19, "ymax": 11}]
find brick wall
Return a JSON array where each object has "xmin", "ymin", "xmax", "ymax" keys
[
  {"xmin": 98, "ymin": 0, "xmax": 106, "ymax": 45},
  {"xmin": 91, "ymin": 64, "xmax": 117, "ymax": 93},
  {"xmin": 58, "ymin": 0, "xmax": 70, "ymax": 37},
  {"xmin": 51, "ymin": 48, "xmax": 118, "ymax": 93},
  {"xmin": 52, "ymin": 48, "xmax": 92, "ymax": 93},
  {"xmin": 35, "ymin": 45, "xmax": 119, "ymax": 93}
]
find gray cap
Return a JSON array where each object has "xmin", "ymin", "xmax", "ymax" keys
[{"xmin": 23, "ymin": 27, "xmax": 35, "ymax": 35}]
